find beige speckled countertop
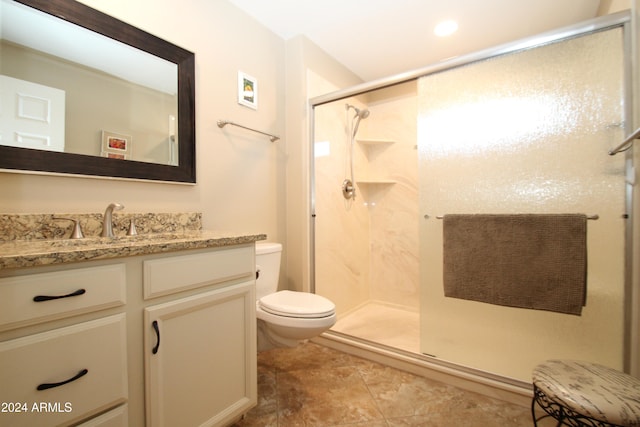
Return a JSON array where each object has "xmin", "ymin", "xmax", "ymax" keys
[{"xmin": 0, "ymin": 231, "xmax": 267, "ymax": 270}]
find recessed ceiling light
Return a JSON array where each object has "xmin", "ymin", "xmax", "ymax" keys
[{"xmin": 434, "ymin": 20, "xmax": 458, "ymax": 37}]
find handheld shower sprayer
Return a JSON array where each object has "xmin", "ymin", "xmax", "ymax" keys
[
  {"xmin": 346, "ymin": 103, "xmax": 370, "ymax": 138},
  {"xmin": 346, "ymin": 103, "xmax": 370, "ymax": 119},
  {"xmin": 342, "ymin": 104, "xmax": 371, "ymax": 200}
]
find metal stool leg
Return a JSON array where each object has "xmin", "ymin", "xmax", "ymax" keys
[
  {"xmin": 531, "ymin": 394, "xmax": 539, "ymax": 426},
  {"xmin": 532, "ymin": 384, "xmax": 565, "ymax": 427}
]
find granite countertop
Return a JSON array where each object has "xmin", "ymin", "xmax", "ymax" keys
[{"xmin": 0, "ymin": 231, "xmax": 267, "ymax": 270}]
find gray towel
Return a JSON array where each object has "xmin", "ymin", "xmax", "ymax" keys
[{"xmin": 442, "ymin": 214, "xmax": 587, "ymax": 315}]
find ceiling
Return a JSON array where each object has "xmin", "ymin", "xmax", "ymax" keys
[{"xmin": 228, "ymin": 0, "xmax": 602, "ymax": 81}]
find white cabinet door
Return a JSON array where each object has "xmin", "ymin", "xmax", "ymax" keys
[{"xmin": 144, "ymin": 281, "xmax": 256, "ymax": 427}]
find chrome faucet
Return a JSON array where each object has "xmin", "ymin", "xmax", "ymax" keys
[{"xmin": 101, "ymin": 203, "xmax": 124, "ymax": 238}]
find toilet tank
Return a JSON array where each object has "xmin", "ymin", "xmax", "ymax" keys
[{"xmin": 255, "ymin": 242, "xmax": 282, "ymax": 300}]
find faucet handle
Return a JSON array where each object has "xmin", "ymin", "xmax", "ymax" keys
[
  {"xmin": 127, "ymin": 218, "xmax": 138, "ymax": 236},
  {"xmin": 53, "ymin": 217, "xmax": 85, "ymax": 239}
]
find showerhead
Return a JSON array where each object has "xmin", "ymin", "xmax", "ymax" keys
[
  {"xmin": 346, "ymin": 103, "xmax": 370, "ymax": 138},
  {"xmin": 346, "ymin": 103, "xmax": 370, "ymax": 119}
]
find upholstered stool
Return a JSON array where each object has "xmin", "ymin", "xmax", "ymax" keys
[{"xmin": 532, "ymin": 360, "xmax": 640, "ymax": 427}]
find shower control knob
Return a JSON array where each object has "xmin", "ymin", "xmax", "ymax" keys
[{"xmin": 342, "ymin": 179, "xmax": 355, "ymax": 200}]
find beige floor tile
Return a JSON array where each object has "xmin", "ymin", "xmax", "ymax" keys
[
  {"xmin": 278, "ymin": 367, "xmax": 385, "ymax": 426},
  {"xmin": 233, "ymin": 342, "xmax": 536, "ymax": 427}
]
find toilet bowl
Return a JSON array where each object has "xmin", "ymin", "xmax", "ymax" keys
[{"xmin": 255, "ymin": 242, "xmax": 336, "ymax": 350}]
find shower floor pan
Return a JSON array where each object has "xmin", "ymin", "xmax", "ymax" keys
[{"xmin": 331, "ymin": 301, "xmax": 420, "ymax": 354}]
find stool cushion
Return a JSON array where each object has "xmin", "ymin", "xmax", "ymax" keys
[{"xmin": 532, "ymin": 360, "xmax": 640, "ymax": 426}]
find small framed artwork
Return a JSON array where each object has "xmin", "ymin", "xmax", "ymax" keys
[
  {"xmin": 237, "ymin": 71, "xmax": 258, "ymax": 109},
  {"xmin": 101, "ymin": 130, "xmax": 132, "ymax": 160}
]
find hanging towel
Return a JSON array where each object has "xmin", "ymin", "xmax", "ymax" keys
[{"xmin": 442, "ymin": 214, "xmax": 587, "ymax": 315}]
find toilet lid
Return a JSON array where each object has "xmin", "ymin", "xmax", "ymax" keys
[{"xmin": 259, "ymin": 290, "xmax": 335, "ymax": 318}]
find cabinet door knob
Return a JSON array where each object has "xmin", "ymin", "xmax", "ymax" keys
[
  {"xmin": 33, "ymin": 288, "xmax": 86, "ymax": 302},
  {"xmin": 152, "ymin": 320, "xmax": 160, "ymax": 354},
  {"xmin": 37, "ymin": 369, "xmax": 88, "ymax": 391}
]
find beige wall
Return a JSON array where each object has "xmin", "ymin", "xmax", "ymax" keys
[
  {"xmin": 598, "ymin": 0, "xmax": 632, "ymax": 14},
  {"xmin": 0, "ymin": 0, "xmax": 286, "ymax": 246}
]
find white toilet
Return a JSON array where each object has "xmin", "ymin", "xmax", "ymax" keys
[{"xmin": 255, "ymin": 242, "xmax": 336, "ymax": 350}]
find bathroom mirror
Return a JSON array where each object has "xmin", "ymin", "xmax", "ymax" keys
[{"xmin": 0, "ymin": 0, "xmax": 196, "ymax": 183}]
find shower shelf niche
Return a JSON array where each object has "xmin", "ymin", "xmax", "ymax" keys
[
  {"xmin": 356, "ymin": 139, "xmax": 397, "ymax": 185},
  {"xmin": 356, "ymin": 180, "xmax": 396, "ymax": 204},
  {"xmin": 355, "ymin": 139, "xmax": 398, "ymax": 198}
]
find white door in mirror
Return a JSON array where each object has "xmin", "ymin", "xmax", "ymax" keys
[{"xmin": 0, "ymin": 75, "xmax": 65, "ymax": 152}]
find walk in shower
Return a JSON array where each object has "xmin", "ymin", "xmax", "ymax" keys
[{"xmin": 311, "ymin": 12, "xmax": 633, "ymax": 384}]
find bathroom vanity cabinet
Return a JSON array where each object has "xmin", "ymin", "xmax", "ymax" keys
[
  {"xmin": 143, "ymin": 248, "xmax": 257, "ymax": 427},
  {"xmin": 0, "ymin": 241, "xmax": 258, "ymax": 427}
]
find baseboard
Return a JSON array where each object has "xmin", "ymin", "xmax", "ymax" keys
[{"xmin": 312, "ymin": 332, "xmax": 533, "ymax": 408}]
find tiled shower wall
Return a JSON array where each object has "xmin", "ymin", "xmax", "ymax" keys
[
  {"xmin": 313, "ymin": 80, "xmax": 419, "ymax": 315},
  {"xmin": 359, "ymin": 83, "xmax": 419, "ymax": 309}
]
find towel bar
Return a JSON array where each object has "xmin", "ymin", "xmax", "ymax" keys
[
  {"xmin": 609, "ymin": 126, "xmax": 640, "ymax": 155},
  {"xmin": 217, "ymin": 119, "xmax": 280, "ymax": 142},
  {"xmin": 427, "ymin": 214, "xmax": 599, "ymax": 220}
]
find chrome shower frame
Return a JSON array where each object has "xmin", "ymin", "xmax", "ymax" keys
[{"xmin": 308, "ymin": 11, "xmax": 636, "ymax": 377}]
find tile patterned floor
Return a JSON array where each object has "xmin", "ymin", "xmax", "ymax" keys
[{"xmin": 233, "ymin": 342, "xmax": 542, "ymax": 427}]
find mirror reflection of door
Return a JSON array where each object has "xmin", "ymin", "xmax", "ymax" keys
[{"xmin": 0, "ymin": 75, "xmax": 65, "ymax": 152}]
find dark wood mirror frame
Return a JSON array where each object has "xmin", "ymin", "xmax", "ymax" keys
[{"xmin": 2, "ymin": 0, "xmax": 196, "ymax": 183}]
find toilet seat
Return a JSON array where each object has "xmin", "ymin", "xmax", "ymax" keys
[{"xmin": 259, "ymin": 290, "xmax": 335, "ymax": 318}]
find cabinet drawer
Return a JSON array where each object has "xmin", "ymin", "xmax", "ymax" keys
[
  {"xmin": 77, "ymin": 404, "xmax": 128, "ymax": 427},
  {"xmin": 143, "ymin": 245, "xmax": 254, "ymax": 299},
  {"xmin": 0, "ymin": 264, "xmax": 126, "ymax": 332},
  {"xmin": 0, "ymin": 314, "xmax": 128, "ymax": 427}
]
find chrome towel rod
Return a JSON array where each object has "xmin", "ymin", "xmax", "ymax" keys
[
  {"xmin": 429, "ymin": 214, "xmax": 599, "ymax": 220},
  {"xmin": 217, "ymin": 120, "xmax": 280, "ymax": 142},
  {"xmin": 609, "ymin": 127, "xmax": 640, "ymax": 155}
]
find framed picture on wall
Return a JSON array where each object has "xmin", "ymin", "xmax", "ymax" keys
[
  {"xmin": 101, "ymin": 130, "xmax": 132, "ymax": 160},
  {"xmin": 238, "ymin": 71, "xmax": 258, "ymax": 109}
]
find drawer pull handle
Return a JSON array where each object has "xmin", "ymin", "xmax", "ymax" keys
[
  {"xmin": 152, "ymin": 320, "xmax": 160, "ymax": 354},
  {"xmin": 37, "ymin": 369, "xmax": 88, "ymax": 391},
  {"xmin": 33, "ymin": 288, "xmax": 86, "ymax": 302}
]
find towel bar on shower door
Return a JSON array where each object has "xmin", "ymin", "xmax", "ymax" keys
[
  {"xmin": 609, "ymin": 126, "xmax": 640, "ymax": 155},
  {"xmin": 426, "ymin": 214, "xmax": 600, "ymax": 220}
]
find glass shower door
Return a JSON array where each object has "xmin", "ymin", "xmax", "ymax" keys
[{"xmin": 418, "ymin": 27, "xmax": 627, "ymax": 382}]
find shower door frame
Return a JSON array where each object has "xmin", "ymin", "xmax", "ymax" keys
[{"xmin": 309, "ymin": 11, "xmax": 637, "ymax": 376}]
